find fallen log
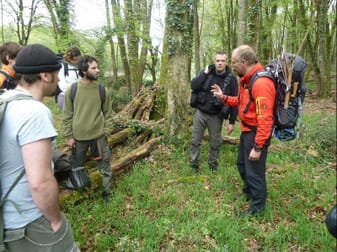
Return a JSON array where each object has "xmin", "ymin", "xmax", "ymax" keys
[
  {"xmin": 108, "ymin": 128, "xmax": 133, "ymax": 148},
  {"xmin": 111, "ymin": 137, "xmax": 161, "ymax": 173},
  {"xmin": 116, "ymin": 84, "xmax": 158, "ymax": 120}
]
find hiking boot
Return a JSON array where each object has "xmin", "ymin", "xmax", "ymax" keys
[
  {"xmin": 233, "ymin": 193, "xmax": 251, "ymax": 202},
  {"xmin": 209, "ymin": 166, "xmax": 217, "ymax": 172},
  {"xmin": 102, "ymin": 191, "xmax": 110, "ymax": 204},
  {"xmin": 190, "ymin": 164, "xmax": 199, "ymax": 173},
  {"xmin": 237, "ymin": 208, "xmax": 264, "ymax": 218}
]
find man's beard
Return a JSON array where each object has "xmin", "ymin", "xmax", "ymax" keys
[{"xmin": 86, "ymin": 72, "xmax": 98, "ymax": 81}]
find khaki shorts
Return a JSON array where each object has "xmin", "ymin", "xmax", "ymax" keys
[{"xmin": 4, "ymin": 213, "xmax": 80, "ymax": 252}]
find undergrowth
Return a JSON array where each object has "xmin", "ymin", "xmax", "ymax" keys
[{"xmin": 50, "ymin": 96, "xmax": 336, "ymax": 251}]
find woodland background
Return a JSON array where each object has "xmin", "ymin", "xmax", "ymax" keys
[
  {"xmin": 1, "ymin": 1, "xmax": 336, "ymax": 251},
  {"xmin": 1, "ymin": 0, "xmax": 336, "ymax": 137}
]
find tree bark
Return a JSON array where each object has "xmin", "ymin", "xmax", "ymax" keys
[
  {"xmin": 237, "ymin": 0, "xmax": 247, "ymax": 45},
  {"xmin": 161, "ymin": 0, "xmax": 193, "ymax": 137}
]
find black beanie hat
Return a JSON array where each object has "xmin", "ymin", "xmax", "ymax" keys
[{"xmin": 14, "ymin": 44, "xmax": 61, "ymax": 74}]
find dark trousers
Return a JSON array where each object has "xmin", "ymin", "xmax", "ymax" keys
[
  {"xmin": 237, "ymin": 131, "xmax": 270, "ymax": 212},
  {"xmin": 71, "ymin": 135, "xmax": 112, "ymax": 190}
]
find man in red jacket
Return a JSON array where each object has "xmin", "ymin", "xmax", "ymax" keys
[{"xmin": 212, "ymin": 45, "xmax": 276, "ymax": 216}]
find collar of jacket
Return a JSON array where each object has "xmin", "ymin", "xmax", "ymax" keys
[
  {"xmin": 240, "ymin": 62, "xmax": 264, "ymax": 88},
  {"xmin": 214, "ymin": 65, "xmax": 231, "ymax": 78}
]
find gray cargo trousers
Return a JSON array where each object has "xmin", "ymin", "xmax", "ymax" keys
[{"xmin": 190, "ymin": 109, "xmax": 223, "ymax": 170}]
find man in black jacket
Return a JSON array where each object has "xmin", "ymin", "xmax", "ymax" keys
[{"xmin": 190, "ymin": 51, "xmax": 238, "ymax": 172}]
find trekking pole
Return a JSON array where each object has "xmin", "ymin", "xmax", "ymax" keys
[{"xmin": 295, "ymin": 95, "xmax": 303, "ymax": 140}]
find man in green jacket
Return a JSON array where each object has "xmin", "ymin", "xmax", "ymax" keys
[{"xmin": 63, "ymin": 55, "xmax": 114, "ymax": 201}]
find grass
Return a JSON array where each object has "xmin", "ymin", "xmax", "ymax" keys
[{"xmin": 46, "ymin": 96, "xmax": 336, "ymax": 251}]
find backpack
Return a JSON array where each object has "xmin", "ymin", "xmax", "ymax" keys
[
  {"xmin": 244, "ymin": 53, "xmax": 307, "ymax": 141},
  {"xmin": 0, "ymin": 71, "xmax": 15, "ymax": 90},
  {"xmin": 0, "ymin": 89, "xmax": 32, "ymax": 251},
  {"xmin": 54, "ymin": 53, "xmax": 80, "ymax": 100},
  {"xmin": 70, "ymin": 82, "xmax": 106, "ymax": 111}
]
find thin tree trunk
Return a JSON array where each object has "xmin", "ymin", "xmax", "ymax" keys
[
  {"xmin": 111, "ymin": 0, "xmax": 131, "ymax": 92},
  {"xmin": 105, "ymin": 0, "xmax": 118, "ymax": 83},
  {"xmin": 193, "ymin": 0, "xmax": 201, "ymax": 75},
  {"xmin": 237, "ymin": 0, "xmax": 247, "ymax": 45}
]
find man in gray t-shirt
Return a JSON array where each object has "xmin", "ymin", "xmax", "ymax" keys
[{"xmin": 0, "ymin": 44, "xmax": 79, "ymax": 252}]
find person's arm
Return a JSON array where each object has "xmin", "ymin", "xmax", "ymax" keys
[
  {"xmin": 191, "ymin": 69, "xmax": 208, "ymax": 91},
  {"xmin": 251, "ymin": 78, "xmax": 275, "ymax": 148},
  {"xmin": 248, "ymin": 78, "xmax": 275, "ymax": 161},
  {"xmin": 62, "ymin": 86, "xmax": 74, "ymax": 147},
  {"xmin": 211, "ymin": 84, "xmax": 239, "ymax": 107},
  {"xmin": 227, "ymin": 76, "xmax": 239, "ymax": 125},
  {"xmin": 21, "ymin": 138, "xmax": 62, "ymax": 232},
  {"xmin": 102, "ymin": 88, "xmax": 115, "ymax": 136}
]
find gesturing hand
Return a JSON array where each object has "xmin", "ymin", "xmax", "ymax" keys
[{"xmin": 211, "ymin": 84, "xmax": 224, "ymax": 101}]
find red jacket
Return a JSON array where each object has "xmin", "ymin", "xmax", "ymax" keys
[{"xmin": 223, "ymin": 62, "xmax": 276, "ymax": 148}]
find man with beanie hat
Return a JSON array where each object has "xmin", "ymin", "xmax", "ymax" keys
[{"xmin": 0, "ymin": 44, "xmax": 79, "ymax": 251}]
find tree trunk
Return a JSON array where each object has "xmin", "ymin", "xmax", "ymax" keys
[
  {"xmin": 316, "ymin": 0, "xmax": 330, "ymax": 97},
  {"xmin": 111, "ymin": 0, "xmax": 132, "ymax": 92},
  {"xmin": 138, "ymin": 0, "xmax": 153, "ymax": 92},
  {"xmin": 125, "ymin": 0, "xmax": 140, "ymax": 95},
  {"xmin": 237, "ymin": 0, "xmax": 247, "ymax": 45},
  {"xmin": 160, "ymin": 0, "xmax": 193, "ymax": 137},
  {"xmin": 43, "ymin": 0, "xmax": 75, "ymax": 50},
  {"xmin": 105, "ymin": 0, "xmax": 118, "ymax": 83},
  {"xmin": 193, "ymin": 0, "xmax": 201, "ymax": 75}
]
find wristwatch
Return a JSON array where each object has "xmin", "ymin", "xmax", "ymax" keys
[{"xmin": 253, "ymin": 143, "xmax": 262, "ymax": 152}]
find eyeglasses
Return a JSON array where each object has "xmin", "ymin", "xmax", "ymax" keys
[{"xmin": 231, "ymin": 59, "xmax": 242, "ymax": 65}]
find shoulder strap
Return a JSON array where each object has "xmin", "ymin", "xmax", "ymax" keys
[
  {"xmin": 62, "ymin": 61, "xmax": 69, "ymax": 77},
  {"xmin": 1, "ymin": 169, "xmax": 25, "ymax": 203},
  {"xmin": 221, "ymin": 72, "xmax": 233, "ymax": 92},
  {"xmin": 0, "ymin": 92, "xmax": 33, "ymax": 122},
  {"xmin": 70, "ymin": 82, "xmax": 78, "ymax": 103},
  {"xmin": 243, "ymin": 71, "xmax": 274, "ymax": 114},
  {"xmin": 98, "ymin": 84, "xmax": 106, "ymax": 111},
  {"xmin": 70, "ymin": 82, "xmax": 106, "ymax": 111}
]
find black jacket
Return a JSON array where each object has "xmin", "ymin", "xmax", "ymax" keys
[{"xmin": 190, "ymin": 66, "xmax": 238, "ymax": 124}]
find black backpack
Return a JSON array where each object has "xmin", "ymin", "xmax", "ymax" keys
[{"xmin": 244, "ymin": 53, "xmax": 307, "ymax": 141}]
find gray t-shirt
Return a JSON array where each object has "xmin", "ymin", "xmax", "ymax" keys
[{"xmin": 0, "ymin": 90, "xmax": 57, "ymax": 229}]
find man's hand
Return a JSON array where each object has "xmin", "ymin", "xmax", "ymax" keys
[
  {"xmin": 227, "ymin": 124, "xmax": 234, "ymax": 135},
  {"xmin": 67, "ymin": 138, "xmax": 76, "ymax": 149},
  {"xmin": 248, "ymin": 148, "xmax": 262, "ymax": 161},
  {"xmin": 50, "ymin": 218, "xmax": 62, "ymax": 232},
  {"xmin": 211, "ymin": 84, "xmax": 224, "ymax": 101},
  {"xmin": 204, "ymin": 65, "xmax": 210, "ymax": 74}
]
